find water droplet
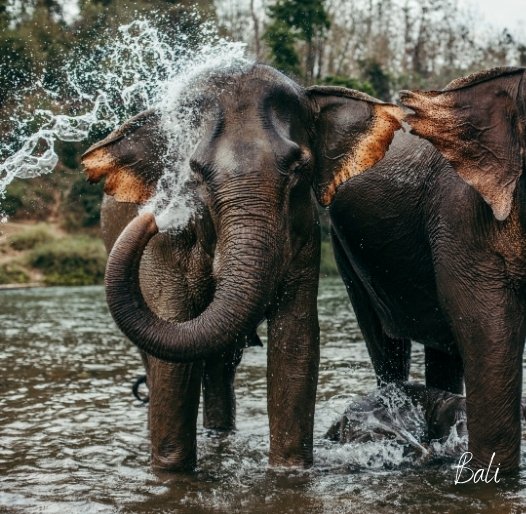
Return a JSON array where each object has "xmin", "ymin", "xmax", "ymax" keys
[{"xmin": 0, "ymin": 14, "xmax": 250, "ymax": 233}]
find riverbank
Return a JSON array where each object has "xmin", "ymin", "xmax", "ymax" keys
[
  {"xmin": 0, "ymin": 221, "xmax": 339, "ymax": 287},
  {"xmin": 0, "ymin": 221, "xmax": 106, "ymax": 286}
]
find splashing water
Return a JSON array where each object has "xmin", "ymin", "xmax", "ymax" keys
[
  {"xmin": 316, "ymin": 384, "xmax": 468, "ymax": 471},
  {"xmin": 144, "ymin": 47, "xmax": 250, "ymax": 230},
  {"xmin": 0, "ymin": 14, "xmax": 250, "ymax": 229}
]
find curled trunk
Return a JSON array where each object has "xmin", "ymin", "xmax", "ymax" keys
[{"xmin": 105, "ymin": 212, "xmax": 276, "ymax": 362}]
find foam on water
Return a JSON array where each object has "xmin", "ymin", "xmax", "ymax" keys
[{"xmin": 0, "ymin": 14, "xmax": 249, "ymax": 230}]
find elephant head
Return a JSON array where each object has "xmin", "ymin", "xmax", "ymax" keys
[
  {"xmin": 399, "ymin": 67, "xmax": 526, "ymax": 221},
  {"xmin": 81, "ymin": 64, "xmax": 404, "ymax": 363}
]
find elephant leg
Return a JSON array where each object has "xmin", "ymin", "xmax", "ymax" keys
[
  {"xmin": 425, "ymin": 346, "xmax": 464, "ymax": 394},
  {"xmin": 332, "ymin": 232, "xmax": 411, "ymax": 383},
  {"xmin": 202, "ymin": 348, "xmax": 243, "ymax": 431},
  {"xmin": 147, "ymin": 357, "xmax": 203, "ymax": 472},
  {"xmin": 267, "ymin": 270, "xmax": 320, "ymax": 468},
  {"xmin": 135, "ymin": 230, "xmax": 215, "ymax": 472},
  {"xmin": 439, "ymin": 274, "xmax": 526, "ymax": 473}
]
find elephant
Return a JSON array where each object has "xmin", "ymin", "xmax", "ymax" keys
[
  {"xmin": 329, "ymin": 66, "xmax": 526, "ymax": 472},
  {"xmin": 81, "ymin": 64, "xmax": 405, "ymax": 472}
]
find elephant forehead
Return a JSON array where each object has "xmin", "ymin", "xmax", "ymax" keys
[
  {"xmin": 213, "ymin": 136, "xmax": 271, "ymax": 168},
  {"xmin": 214, "ymin": 144, "xmax": 237, "ymax": 169}
]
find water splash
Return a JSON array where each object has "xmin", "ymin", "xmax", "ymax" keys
[
  {"xmin": 317, "ymin": 384, "xmax": 468, "ymax": 471},
  {"xmin": 144, "ymin": 46, "xmax": 249, "ymax": 231},
  {"xmin": 0, "ymin": 14, "xmax": 249, "ymax": 230}
]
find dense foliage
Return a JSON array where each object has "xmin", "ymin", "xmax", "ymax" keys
[
  {"xmin": 29, "ymin": 235, "xmax": 107, "ymax": 285},
  {"xmin": 1, "ymin": 0, "xmax": 524, "ymax": 283}
]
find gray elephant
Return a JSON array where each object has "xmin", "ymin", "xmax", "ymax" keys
[
  {"xmin": 81, "ymin": 64, "xmax": 404, "ymax": 472},
  {"xmin": 329, "ymin": 67, "xmax": 526, "ymax": 472}
]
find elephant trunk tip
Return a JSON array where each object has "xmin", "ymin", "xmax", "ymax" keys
[
  {"xmin": 125, "ymin": 212, "xmax": 159, "ymax": 243},
  {"xmin": 140, "ymin": 211, "xmax": 159, "ymax": 235}
]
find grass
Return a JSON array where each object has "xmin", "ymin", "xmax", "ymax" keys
[
  {"xmin": 8, "ymin": 223, "xmax": 57, "ymax": 251},
  {"xmin": 0, "ymin": 261, "xmax": 31, "ymax": 285},
  {"xmin": 28, "ymin": 235, "xmax": 107, "ymax": 286}
]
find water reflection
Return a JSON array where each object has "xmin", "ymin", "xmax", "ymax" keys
[{"xmin": 1, "ymin": 280, "xmax": 525, "ymax": 512}]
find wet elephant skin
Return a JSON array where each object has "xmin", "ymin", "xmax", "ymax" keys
[
  {"xmin": 331, "ymin": 67, "xmax": 526, "ymax": 472},
  {"xmin": 82, "ymin": 64, "xmax": 405, "ymax": 472}
]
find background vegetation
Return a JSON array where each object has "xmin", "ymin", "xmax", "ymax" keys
[{"xmin": 0, "ymin": 0, "xmax": 524, "ymax": 284}]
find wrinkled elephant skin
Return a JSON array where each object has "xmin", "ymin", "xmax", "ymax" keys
[
  {"xmin": 331, "ymin": 67, "xmax": 526, "ymax": 472},
  {"xmin": 81, "ymin": 64, "xmax": 405, "ymax": 472}
]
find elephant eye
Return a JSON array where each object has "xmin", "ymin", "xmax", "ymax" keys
[
  {"xmin": 277, "ymin": 144, "xmax": 301, "ymax": 173},
  {"xmin": 278, "ymin": 145, "xmax": 311, "ymax": 175},
  {"xmin": 293, "ymin": 149, "xmax": 312, "ymax": 172},
  {"xmin": 190, "ymin": 158, "xmax": 214, "ymax": 180}
]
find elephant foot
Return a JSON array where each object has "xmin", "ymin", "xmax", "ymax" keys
[
  {"xmin": 202, "ymin": 402, "xmax": 236, "ymax": 432},
  {"xmin": 151, "ymin": 448, "xmax": 197, "ymax": 474},
  {"xmin": 203, "ymin": 422, "xmax": 235, "ymax": 432},
  {"xmin": 326, "ymin": 382, "xmax": 468, "ymax": 453},
  {"xmin": 268, "ymin": 453, "xmax": 313, "ymax": 469}
]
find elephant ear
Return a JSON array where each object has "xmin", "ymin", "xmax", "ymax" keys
[
  {"xmin": 81, "ymin": 110, "xmax": 165, "ymax": 204},
  {"xmin": 400, "ymin": 67, "xmax": 526, "ymax": 221},
  {"xmin": 307, "ymin": 86, "xmax": 405, "ymax": 206}
]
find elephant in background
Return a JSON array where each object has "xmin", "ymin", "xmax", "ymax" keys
[
  {"xmin": 330, "ymin": 67, "xmax": 526, "ymax": 472},
  {"xmin": 81, "ymin": 64, "xmax": 405, "ymax": 472}
]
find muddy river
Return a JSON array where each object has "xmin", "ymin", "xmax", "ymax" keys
[{"xmin": 1, "ymin": 279, "xmax": 526, "ymax": 513}]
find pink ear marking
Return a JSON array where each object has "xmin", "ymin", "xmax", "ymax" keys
[
  {"xmin": 320, "ymin": 103, "xmax": 405, "ymax": 206},
  {"xmin": 81, "ymin": 147, "xmax": 116, "ymax": 183},
  {"xmin": 82, "ymin": 147, "xmax": 153, "ymax": 204}
]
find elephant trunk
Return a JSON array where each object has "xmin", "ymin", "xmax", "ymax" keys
[{"xmin": 105, "ymin": 209, "xmax": 278, "ymax": 362}]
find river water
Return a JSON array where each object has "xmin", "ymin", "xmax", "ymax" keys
[{"xmin": 1, "ymin": 278, "xmax": 526, "ymax": 513}]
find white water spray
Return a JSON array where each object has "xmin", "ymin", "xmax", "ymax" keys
[
  {"xmin": 0, "ymin": 14, "xmax": 250, "ymax": 230},
  {"xmin": 316, "ymin": 384, "xmax": 468, "ymax": 471}
]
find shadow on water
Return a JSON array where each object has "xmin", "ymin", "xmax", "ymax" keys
[{"xmin": 1, "ymin": 278, "xmax": 526, "ymax": 513}]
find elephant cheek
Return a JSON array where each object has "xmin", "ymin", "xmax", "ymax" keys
[{"xmin": 105, "ymin": 169, "xmax": 154, "ymax": 203}]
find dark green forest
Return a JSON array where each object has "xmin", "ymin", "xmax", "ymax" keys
[{"xmin": 0, "ymin": 0, "xmax": 524, "ymax": 284}]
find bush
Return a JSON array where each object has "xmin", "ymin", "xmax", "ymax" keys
[
  {"xmin": 29, "ymin": 235, "xmax": 107, "ymax": 286},
  {"xmin": 0, "ymin": 261, "xmax": 30, "ymax": 285},
  {"xmin": 61, "ymin": 177, "xmax": 104, "ymax": 230},
  {"xmin": 8, "ymin": 223, "xmax": 57, "ymax": 251},
  {"xmin": 3, "ymin": 176, "xmax": 60, "ymax": 220},
  {"xmin": 320, "ymin": 240, "xmax": 339, "ymax": 277}
]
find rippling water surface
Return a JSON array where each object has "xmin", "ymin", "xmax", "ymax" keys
[{"xmin": 2, "ymin": 278, "xmax": 526, "ymax": 513}]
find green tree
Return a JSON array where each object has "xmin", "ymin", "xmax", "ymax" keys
[
  {"xmin": 360, "ymin": 59, "xmax": 391, "ymax": 101},
  {"xmin": 264, "ymin": 19, "xmax": 301, "ymax": 77},
  {"xmin": 0, "ymin": 0, "xmax": 9, "ymax": 26},
  {"xmin": 264, "ymin": 0, "xmax": 330, "ymax": 82},
  {"xmin": 0, "ymin": 35, "xmax": 33, "ymax": 107}
]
